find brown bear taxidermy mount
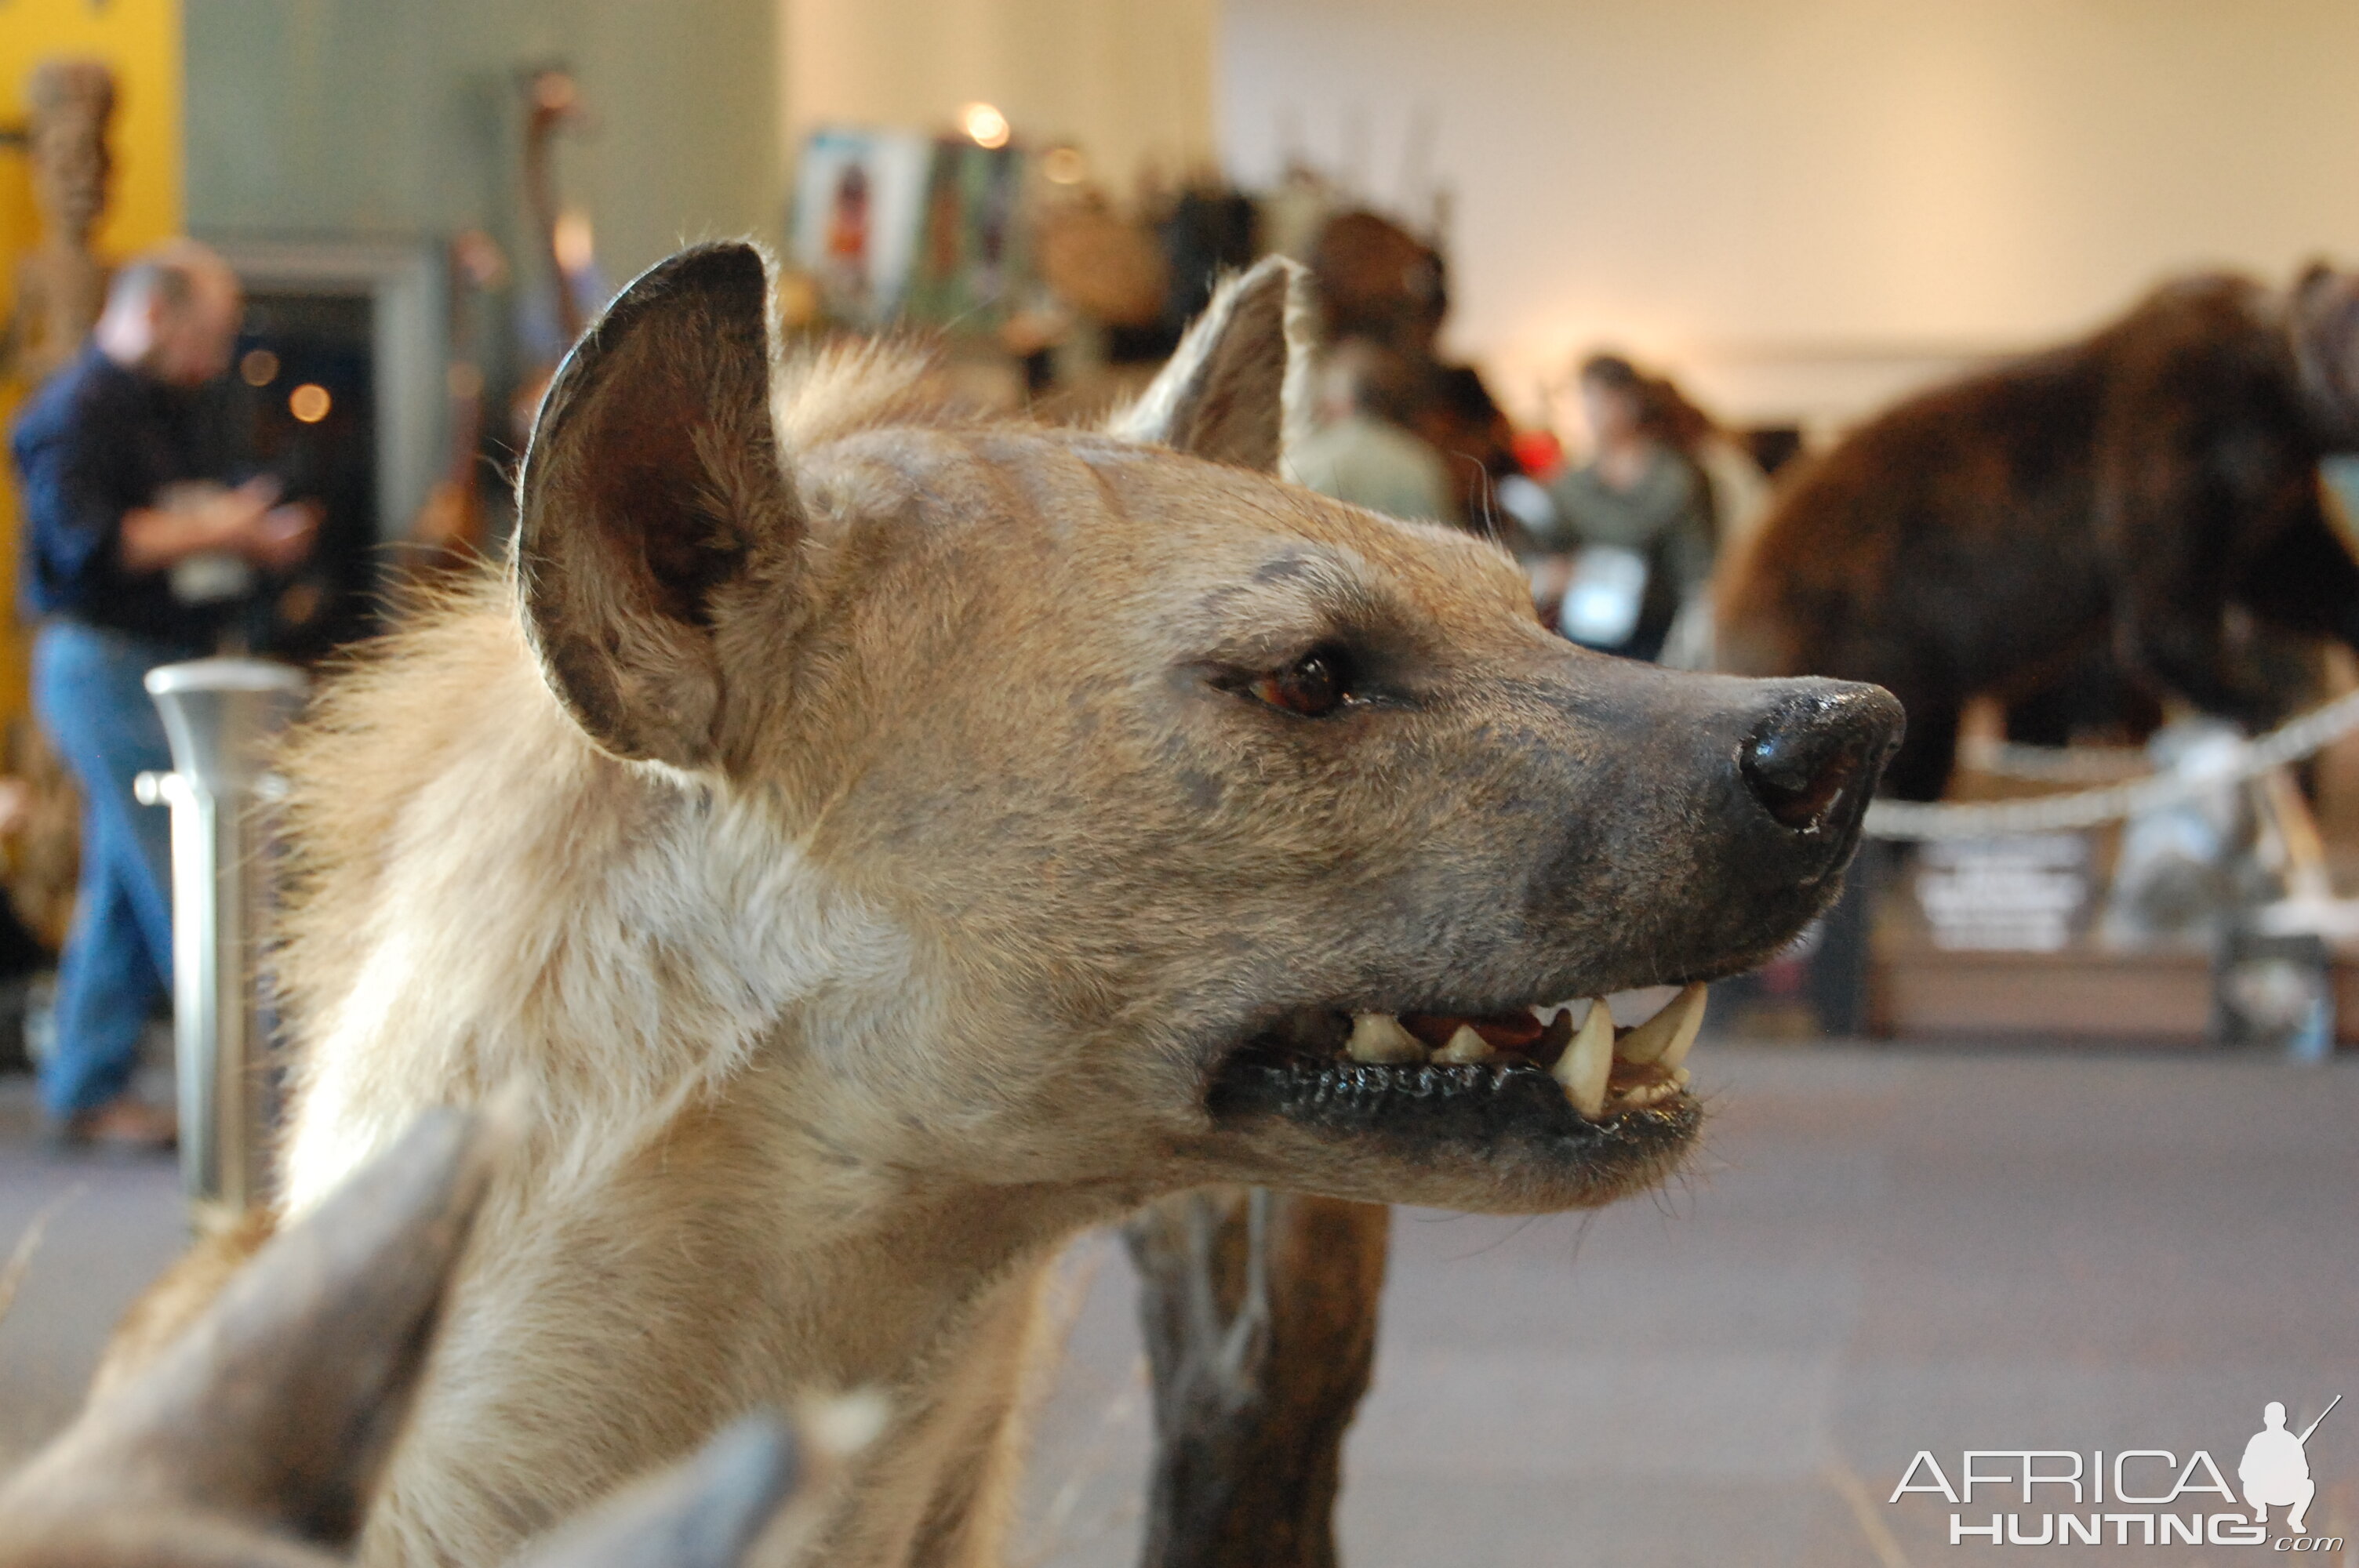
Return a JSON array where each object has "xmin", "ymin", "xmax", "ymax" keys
[{"xmin": 1717, "ymin": 265, "xmax": 2359, "ymax": 800}]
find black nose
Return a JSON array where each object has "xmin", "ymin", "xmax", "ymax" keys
[{"xmin": 1740, "ymin": 685, "xmax": 1905, "ymax": 832}]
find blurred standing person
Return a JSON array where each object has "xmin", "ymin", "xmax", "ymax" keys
[
  {"xmin": 9, "ymin": 241, "xmax": 314, "ymax": 1147},
  {"xmin": 1642, "ymin": 372, "xmax": 1770, "ymax": 668},
  {"xmin": 1532, "ymin": 354, "xmax": 1718, "ymax": 662},
  {"xmin": 1287, "ymin": 339, "xmax": 1456, "ymax": 525}
]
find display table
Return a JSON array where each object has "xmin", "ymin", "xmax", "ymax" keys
[
  {"xmin": 1870, "ymin": 940, "xmax": 2215, "ymax": 1043},
  {"xmin": 1869, "ymin": 937, "xmax": 2359, "ymax": 1045}
]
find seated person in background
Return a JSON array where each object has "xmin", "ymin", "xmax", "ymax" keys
[
  {"xmin": 9, "ymin": 239, "xmax": 314, "ymax": 1149},
  {"xmin": 1286, "ymin": 338, "xmax": 1457, "ymax": 526},
  {"xmin": 1530, "ymin": 353, "xmax": 1718, "ymax": 662}
]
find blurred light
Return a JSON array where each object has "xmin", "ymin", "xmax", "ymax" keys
[
  {"xmin": 239, "ymin": 348, "xmax": 279, "ymax": 387},
  {"xmin": 289, "ymin": 383, "xmax": 332, "ymax": 423},
  {"xmin": 1042, "ymin": 146, "xmax": 1087, "ymax": 185},
  {"xmin": 447, "ymin": 361, "xmax": 485, "ymax": 400},
  {"xmin": 452, "ymin": 228, "xmax": 509, "ymax": 289},
  {"xmin": 532, "ymin": 71, "xmax": 578, "ymax": 115},
  {"xmin": 961, "ymin": 102, "xmax": 1011, "ymax": 150},
  {"xmin": 553, "ymin": 209, "xmax": 596, "ymax": 275}
]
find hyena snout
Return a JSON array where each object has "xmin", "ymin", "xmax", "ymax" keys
[
  {"xmin": 1738, "ymin": 683, "xmax": 1904, "ymax": 838},
  {"xmin": 1622, "ymin": 675, "xmax": 1902, "ymax": 968}
]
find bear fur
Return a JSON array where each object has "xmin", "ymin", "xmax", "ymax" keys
[{"xmin": 1717, "ymin": 266, "xmax": 2359, "ymax": 800}]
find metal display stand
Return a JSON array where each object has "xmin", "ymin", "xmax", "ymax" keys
[{"xmin": 135, "ymin": 659, "xmax": 308, "ymax": 1224}]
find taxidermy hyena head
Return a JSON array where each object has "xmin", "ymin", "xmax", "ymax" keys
[{"xmin": 516, "ymin": 242, "xmax": 1900, "ymax": 1218}]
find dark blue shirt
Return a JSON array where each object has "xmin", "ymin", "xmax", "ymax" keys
[{"xmin": 10, "ymin": 345, "xmax": 217, "ymax": 654}]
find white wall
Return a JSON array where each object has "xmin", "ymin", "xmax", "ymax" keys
[{"xmin": 1220, "ymin": 0, "xmax": 2359, "ymax": 429}]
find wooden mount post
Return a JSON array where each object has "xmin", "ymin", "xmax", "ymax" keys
[{"xmin": 1124, "ymin": 1188, "xmax": 1391, "ymax": 1568}]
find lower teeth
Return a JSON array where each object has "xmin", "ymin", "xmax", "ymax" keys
[{"xmin": 1324, "ymin": 987, "xmax": 1707, "ymax": 1123}]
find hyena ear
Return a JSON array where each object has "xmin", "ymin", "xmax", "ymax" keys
[
  {"xmin": 514, "ymin": 241, "xmax": 798, "ymax": 768},
  {"xmin": 0, "ymin": 1110, "xmax": 494, "ymax": 1549},
  {"xmin": 511, "ymin": 1415, "xmax": 801, "ymax": 1568},
  {"xmin": 1108, "ymin": 255, "xmax": 1315, "ymax": 474}
]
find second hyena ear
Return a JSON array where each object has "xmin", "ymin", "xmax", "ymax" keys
[
  {"xmin": 514, "ymin": 241, "xmax": 799, "ymax": 768},
  {"xmin": 1109, "ymin": 256, "xmax": 1315, "ymax": 474},
  {"xmin": 0, "ymin": 1110, "xmax": 495, "ymax": 1552},
  {"xmin": 511, "ymin": 1415, "xmax": 801, "ymax": 1568}
]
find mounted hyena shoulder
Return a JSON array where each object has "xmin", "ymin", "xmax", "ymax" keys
[{"xmin": 220, "ymin": 243, "xmax": 1898, "ymax": 1564}]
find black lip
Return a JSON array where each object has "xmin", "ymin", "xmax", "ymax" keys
[{"xmin": 1206, "ymin": 1045, "xmax": 1698, "ymax": 1152}]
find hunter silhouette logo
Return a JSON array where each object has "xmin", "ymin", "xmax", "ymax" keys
[
  {"xmin": 1888, "ymin": 1396, "xmax": 2344, "ymax": 1549},
  {"xmin": 2241, "ymin": 1396, "xmax": 2337, "ymax": 1536}
]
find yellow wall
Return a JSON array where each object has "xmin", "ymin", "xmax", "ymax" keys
[{"xmin": 0, "ymin": 0, "xmax": 184, "ymax": 723}]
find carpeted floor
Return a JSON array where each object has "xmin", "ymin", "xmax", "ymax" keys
[
  {"xmin": 4, "ymin": 1044, "xmax": 2355, "ymax": 1565},
  {"xmin": 1019, "ymin": 1044, "xmax": 2359, "ymax": 1566}
]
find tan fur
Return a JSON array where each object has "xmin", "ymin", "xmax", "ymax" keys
[
  {"xmin": 88, "ymin": 1208, "xmax": 271, "ymax": 1401},
  {"xmin": 201, "ymin": 247, "xmax": 1888, "ymax": 1566}
]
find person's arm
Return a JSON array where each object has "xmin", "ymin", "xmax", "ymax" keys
[
  {"xmin": 117, "ymin": 479, "xmax": 290, "ymax": 572},
  {"xmin": 120, "ymin": 499, "xmax": 245, "ymax": 572},
  {"xmin": 14, "ymin": 390, "xmax": 131, "ymax": 596},
  {"xmin": 1534, "ymin": 469, "xmax": 1596, "ymax": 552},
  {"xmin": 17, "ymin": 386, "xmax": 319, "ymax": 600}
]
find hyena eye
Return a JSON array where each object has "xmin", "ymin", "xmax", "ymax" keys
[{"xmin": 1252, "ymin": 650, "xmax": 1350, "ymax": 717}]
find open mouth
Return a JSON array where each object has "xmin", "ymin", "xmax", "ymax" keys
[{"xmin": 1207, "ymin": 985, "xmax": 1707, "ymax": 1147}]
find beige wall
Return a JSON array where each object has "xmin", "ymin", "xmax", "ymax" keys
[
  {"xmin": 783, "ymin": 0, "xmax": 1216, "ymax": 191},
  {"xmin": 1220, "ymin": 0, "xmax": 2359, "ymax": 429}
]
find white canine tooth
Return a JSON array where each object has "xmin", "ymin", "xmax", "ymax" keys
[
  {"xmin": 1435, "ymin": 1025, "xmax": 1493, "ymax": 1064},
  {"xmin": 1346, "ymin": 1012, "xmax": 1427, "ymax": 1064},
  {"xmin": 1652, "ymin": 985, "xmax": 1707, "ymax": 1072},
  {"xmin": 1615, "ymin": 983, "xmax": 1707, "ymax": 1069},
  {"xmin": 1550, "ymin": 998, "xmax": 1613, "ymax": 1119}
]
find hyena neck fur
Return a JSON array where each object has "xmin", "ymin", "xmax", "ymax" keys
[
  {"xmin": 273, "ymin": 245, "xmax": 1318, "ymax": 1565},
  {"xmin": 277, "ymin": 598, "xmax": 1121, "ymax": 1567}
]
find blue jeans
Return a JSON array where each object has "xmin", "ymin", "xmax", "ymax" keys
[{"xmin": 32, "ymin": 620, "xmax": 180, "ymax": 1122}]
